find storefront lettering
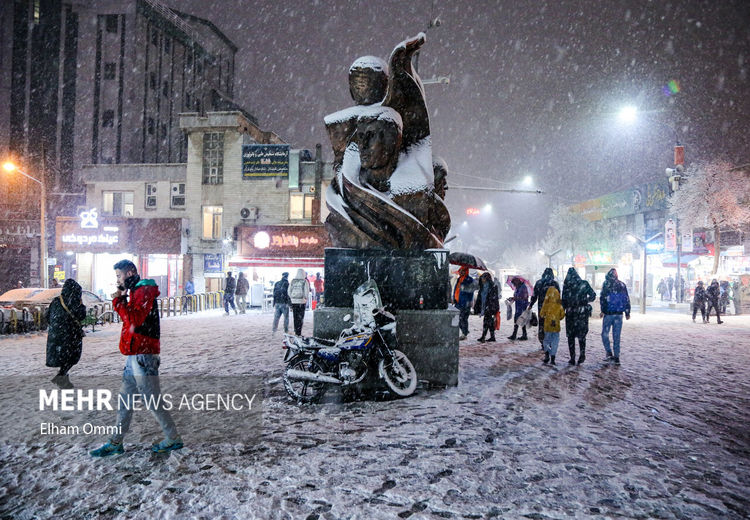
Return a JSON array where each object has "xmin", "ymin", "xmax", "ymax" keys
[
  {"xmin": 645, "ymin": 185, "xmax": 667, "ymax": 208},
  {"xmin": 61, "ymin": 233, "xmax": 119, "ymax": 246},
  {"xmin": 267, "ymin": 234, "xmax": 320, "ymax": 248}
]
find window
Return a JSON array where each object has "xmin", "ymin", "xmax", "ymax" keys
[
  {"xmin": 162, "ymin": 80, "xmax": 169, "ymax": 97},
  {"xmin": 150, "ymin": 72, "xmax": 157, "ymax": 90},
  {"xmin": 103, "ymin": 62, "xmax": 116, "ymax": 80},
  {"xmin": 105, "ymin": 15, "xmax": 118, "ymax": 33},
  {"xmin": 145, "ymin": 183, "xmax": 157, "ymax": 209},
  {"xmin": 102, "ymin": 191, "xmax": 134, "ymax": 216},
  {"xmin": 151, "ymin": 28, "xmax": 159, "ymax": 46},
  {"xmin": 164, "ymin": 38, "xmax": 170, "ymax": 53},
  {"xmin": 147, "ymin": 118, "xmax": 155, "ymax": 135},
  {"xmin": 202, "ymin": 206, "xmax": 222, "ymax": 239},
  {"xmin": 33, "ymin": 0, "xmax": 40, "ymax": 24},
  {"xmin": 290, "ymin": 193, "xmax": 314, "ymax": 220},
  {"xmin": 161, "ymin": 123, "xmax": 167, "ymax": 139},
  {"xmin": 185, "ymin": 92, "xmax": 191, "ymax": 108},
  {"xmin": 170, "ymin": 183, "xmax": 186, "ymax": 208},
  {"xmin": 202, "ymin": 132, "xmax": 224, "ymax": 184},
  {"xmin": 102, "ymin": 110, "xmax": 114, "ymax": 128}
]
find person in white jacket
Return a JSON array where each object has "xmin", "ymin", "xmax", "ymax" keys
[{"xmin": 288, "ymin": 268, "xmax": 311, "ymax": 335}]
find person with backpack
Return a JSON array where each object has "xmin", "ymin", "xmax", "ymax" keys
[
  {"xmin": 90, "ymin": 259, "xmax": 182, "ymax": 457},
  {"xmin": 235, "ymin": 272, "xmax": 250, "ymax": 314},
  {"xmin": 288, "ymin": 269, "xmax": 311, "ymax": 336},
  {"xmin": 599, "ymin": 268, "xmax": 630, "ymax": 365},
  {"xmin": 223, "ymin": 272, "xmax": 238, "ymax": 315},
  {"xmin": 692, "ymin": 280, "xmax": 707, "ymax": 323},
  {"xmin": 528, "ymin": 268, "xmax": 560, "ymax": 350},
  {"xmin": 705, "ymin": 279, "xmax": 723, "ymax": 324},
  {"xmin": 272, "ymin": 272, "xmax": 291, "ymax": 335},
  {"xmin": 46, "ymin": 278, "xmax": 86, "ymax": 389},
  {"xmin": 474, "ymin": 272, "xmax": 499, "ymax": 342},
  {"xmin": 561, "ymin": 267, "xmax": 596, "ymax": 365}
]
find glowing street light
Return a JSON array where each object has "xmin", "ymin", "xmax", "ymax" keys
[
  {"xmin": 522, "ymin": 175, "xmax": 533, "ymax": 185},
  {"xmin": 617, "ymin": 105, "xmax": 638, "ymax": 124},
  {"xmin": 2, "ymin": 161, "xmax": 48, "ymax": 288},
  {"xmin": 538, "ymin": 248, "xmax": 562, "ymax": 269}
]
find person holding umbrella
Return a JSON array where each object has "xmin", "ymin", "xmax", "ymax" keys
[
  {"xmin": 507, "ymin": 277, "xmax": 530, "ymax": 340},
  {"xmin": 453, "ymin": 266, "xmax": 475, "ymax": 340}
]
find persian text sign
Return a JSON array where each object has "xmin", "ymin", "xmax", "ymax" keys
[
  {"xmin": 55, "ymin": 217, "xmax": 129, "ymax": 253},
  {"xmin": 237, "ymin": 225, "xmax": 330, "ymax": 258},
  {"xmin": 242, "ymin": 144, "xmax": 290, "ymax": 178},
  {"xmin": 569, "ymin": 181, "xmax": 670, "ymax": 222}
]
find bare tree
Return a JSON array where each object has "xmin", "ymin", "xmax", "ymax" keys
[{"xmin": 669, "ymin": 160, "xmax": 750, "ymax": 274}]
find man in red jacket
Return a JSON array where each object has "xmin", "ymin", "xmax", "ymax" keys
[{"xmin": 90, "ymin": 260, "xmax": 182, "ymax": 457}]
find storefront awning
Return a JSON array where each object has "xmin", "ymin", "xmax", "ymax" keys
[
  {"xmin": 660, "ymin": 253, "xmax": 703, "ymax": 268},
  {"xmin": 229, "ymin": 257, "xmax": 325, "ymax": 268}
]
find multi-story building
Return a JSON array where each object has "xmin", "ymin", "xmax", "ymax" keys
[
  {"xmin": 62, "ymin": 111, "xmax": 332, "ymax": 300},
  {"xmin": 0, "ymin": 0, "xmax": 248, "ymax": 290}
]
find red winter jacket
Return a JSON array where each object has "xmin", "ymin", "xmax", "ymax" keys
[{"xmin": 113, "ymin": 279, "xmax": 161, "ymax": 355}]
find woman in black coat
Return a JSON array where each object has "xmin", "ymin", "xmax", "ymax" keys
[
  {"xmin": 46, "ymin": 279, "xmax": 86, "ymax": 388},
  {"xmin": 475, "ymin": 272, "xmax": 500, "ymax": 342},
  {"xmin": 561, "ymin": 267, "xmax": 596, "ymax": 365}
]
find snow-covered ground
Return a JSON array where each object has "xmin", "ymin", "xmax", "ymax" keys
[{"xmin": 1, "ymin": 308, "xmax": 749, "ymax": 519}]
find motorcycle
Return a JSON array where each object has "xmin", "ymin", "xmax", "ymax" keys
[{"xmin": 282, "ymin": 280, "xmax": 418, "ymax": 403}]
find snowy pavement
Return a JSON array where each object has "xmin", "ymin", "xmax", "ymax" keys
[{"xmin": 1, "ymin": 308, "xmax": 749, "ymax": 519}]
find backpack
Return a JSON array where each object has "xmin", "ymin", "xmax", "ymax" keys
[
  {"xmin": 606, "ymin": 284, "xmax": 629, "ymax": 313},
  {"xmin": 273, "ymin": 281, "xmax": 287, "ymax": 302},
  {"xmin": 290, "ymin": 279, "xmax": 306, "ymax": 300}
]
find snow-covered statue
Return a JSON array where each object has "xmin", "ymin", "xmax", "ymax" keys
[{"xmin": 324, "ymin": 33, "xmax": 451, "ymax": 250}]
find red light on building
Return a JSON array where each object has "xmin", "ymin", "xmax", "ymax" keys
[{"xmin": 466, "ymin": 208, "xmax": 480, "ymax": 215}]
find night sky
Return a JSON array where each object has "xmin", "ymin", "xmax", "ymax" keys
[{"xmin": 168, "ymin": 0, "xmax": 750, "ymax": 257}]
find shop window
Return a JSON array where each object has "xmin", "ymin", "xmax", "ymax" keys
[
  {"xmin": 105, "ymin": 15, "xmax": 118, "ymax": 33},
  {"xmin": 104, "ymin": 62, "xmax": 116, "ymax": 80},
  {"xmin": 145, "ymin": 183, "xmax": 157, "ymax": 209},
  {"xmin": 150, "ymin": 72, "xmax": 157, "ymax": 90},
  {"xmin": 202, "ymin": 132, "xmax": 223, "ymax": 184},
  {"xmin": 202, "ymin": 206, "xmax": 222, "ymax": 239},
  {"xmin": 102, "ymin": 110, "xmax": 114, "ymax": 128},
  {"xmin": 170, "ymin": 183, "xmax": 185, "ymax": 208},
  {"xmin": 162, "ymin": 80, "xmax": 169, "ymax": 98},
  {"xmin": 290, "ymin": 193, "xmax": 313, "ymax": 220},
  {"xmin": 103, "ymin": 191, "xmax": 134, "ymax": 217}
]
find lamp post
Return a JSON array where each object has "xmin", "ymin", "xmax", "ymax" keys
[
  {"xmin": 3, "ymin": 161, "xmax": 47, "ymax": 288},
  {"xmin": 538, "ymin": 248, "xmax": 562, "ymax": 269},
  {"xmin": 626, "ymin": 232, "xmax": 663, "ymax": 314}
]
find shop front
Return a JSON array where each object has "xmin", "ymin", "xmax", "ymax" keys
[
  {"xmin": 0, "ymin": 220, "xmax": 40, "ymax": 292},
  {"xmin": 55, "ymin": 212, "xmax": 186, "ymax": 298},
  {"xmin": 229, "ymin": 225, "xmax": 330, "ymax": 306}
]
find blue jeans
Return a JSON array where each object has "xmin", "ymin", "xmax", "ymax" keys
[
  {"xmin": 543, "ymin": 331, "xmax": 560, "ymax": 356},
  {"xmin": 224, "ymin": 293, "xmax": 236, "ymax": 313},
  {"xmin": 273, "ymin": 303, "xmax": 289, "ymax": 333},
  {"xmin": 601, "ymin": 314, "xmax": 623, "ymax": 357},
  {"xmin": 111, "ymin": 354, "xmax": 178, "ymax": 444}
]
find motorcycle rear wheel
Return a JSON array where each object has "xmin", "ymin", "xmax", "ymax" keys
[
  {"xmin": 283, "ymin": 356, "xmax": 328, "ymax": 403},
  {"xmin": 379, "ymin": 349, "xmax": 417, "ymax": 397}
]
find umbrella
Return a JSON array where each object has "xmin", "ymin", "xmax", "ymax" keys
[
  {"xmin": 448, "ymin": 252, "xmax": 487, "ymax": 271},
  {"xmin": 505, "ymin": 275, "xmax": 533, "ymax": 297}
]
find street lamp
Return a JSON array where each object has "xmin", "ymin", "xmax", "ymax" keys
[
  {"xmin": 2, "ymin": 161, "xmax": 48, "ymax": 288},
  {"xmin": 626, "ymin": 232, "xmax": 663, "ymax": 314},
  {"xmin": 538, "ymin": 248, "xmax": 562, "ymax": 269}
]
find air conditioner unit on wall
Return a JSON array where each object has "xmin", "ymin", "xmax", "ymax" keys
[{"xmin": 240, "ymin": 207, "xmax": 258, "ymax": 220}]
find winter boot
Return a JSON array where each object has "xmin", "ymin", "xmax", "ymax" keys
[
  {"xmin": 478, "ymin": 334, "xmax": 486, "ymax": 343},
  {"xmin": 577, "ymin": 346, "xmax": 586, "ymax": 366},
  {"xmin": 550, "ymin": 356, "xmax": 556, "ymax": 365},
  {"xmin": 518, "ymin": 327, "xmax": 528, "ymax": 340},
  {"xmin": 543, "ymin": 351, "xmax": 550, "ymax": 364},
  {"xmin": 507, "ymin": 325, "xmax": 518, "ymax": 340},
  {"xmin": 568, "ymin": 340, "xmax": 576, "ymax": 364},
  {"xmin": 487, "ymin": 336, "xmax": 496, "ymax": 342}
]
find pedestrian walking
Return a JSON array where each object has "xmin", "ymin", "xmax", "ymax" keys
[
  {"xmin": 528, "ymin": 268, "xmax": 560, "ymax": 350},
  {"xmin": 314, "ymin": 273, "xmax": 325, "ymax": 304},
  {"xmin": 657, "ymin": 278, "xmax": 668, "ymax": 301},
  {"xmin": 667, "ymin": 275, "xmax": 674, "ymax": 301},
  {"xmin": 236, "ymin": 272, "xmax": 250, "ymax": 314},
  {"xmin": 692, "ymin": 280, "xmax": 707, "ymax": 323},
  {"xmin": 719, "ymin": 280, "xmax": 730, "ymax": 315},
  {"xmin": 289, "ymin": 269, "xmax": 311, "ymax": 336},
  {"xmin": 474, "ymin": 272, "xmax": 499, "ymax": 342},
  {"xmin": 705, "ymin": 279, "xmax": 723, "ymax": 324},
  {"xmin": 539, "ymin": 287, "xmax": 565, "ymax": 365},
  {"xmin": 90, "ymin": 259, "xmax": 182, "ymax": 457},
  {"xmin": 561, "ymin": 267, "xmax": 596, "ymax": 365},
  {"xmin": 678, "ymin": 276, "xmax": 686, "ymax": 303},
  {"xmin": 732, "ymin": 279, "xmax": 741, "ymax": 316},
  {"xmin": 507, "ymin": 277, "xmax": 529, "ymax": 340},
  {"xmin": 272, "ymin": 272, "xmax": 291, "ymax": 334},
  {"xmin": 182, "ymin": 279, "xmax": 194, "ymax": 312},
  {"xmin": 599, "ymin": 268, "xmax": 631, "ymax": 365},
  {"xmin": 453, "ymin": 266, "xmax": 475, "ymax": 340},
  {"xmin": 223, "ymin": 271, "xmax": 238, "ymax": 315},
  {"xmin": 46, "ymin": 279, "xmax": 86, "ymax": 389}
]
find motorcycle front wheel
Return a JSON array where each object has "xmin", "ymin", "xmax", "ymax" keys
[
  {"xmin": 378, "ymin": 349, "xmax": 417, "ymax": 397},
  {"xmin": 283, "ymin": 355, "xmax": 328, "ymax": 403}
]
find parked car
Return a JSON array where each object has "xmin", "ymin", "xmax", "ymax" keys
[{"xmin": 0, "ymin": 288, "xmax": 46, "ymax": 307}]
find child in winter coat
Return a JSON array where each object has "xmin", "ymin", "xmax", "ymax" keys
[{"xmin": 539, "ymin": 286, "xmax": 565, "ymax": 365}]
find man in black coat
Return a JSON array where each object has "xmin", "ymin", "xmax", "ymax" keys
[
  {"xmin": 46, "ymin": 279, "xmax": 86, "ymax": 388},
  {"xmin": 561, "ymin": 267, "xmax": 596, "ymax": 365},
  {"xmin": 223, "ymin": 272, "xmax": 238, "ymax": 315},
  {"xmin": 692, "ymin": 280, "xmax": 707, "ymax": 323},
  {"xmin": 474, "ymin": 272, "xmax": 500, "ymax": 342},
  {"xmin": 272, "ymin": 272, "xmax": 291, "ymax": 334},
  {"xmin": 529, "ymin": 268, "xmax": 560, "ymax": 350},
  {"xmin": 705, "ymin": 279, "xmax": 723, "ymax": 324}
]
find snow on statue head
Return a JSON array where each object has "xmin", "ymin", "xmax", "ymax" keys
[{"xmin": 324, "ymin": 34, "xmax": 452, "ymax": 250}]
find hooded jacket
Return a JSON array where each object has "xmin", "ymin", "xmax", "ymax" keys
[
  {"xmin": 706, "ymin": 280, "xmax": 720, "ymax": 303},
  {"xmin": 600, "ymin": 269, "xmax": 631, "ymax": 316},
  {"xmin": 113, "ymin": 275, "xmax": 161, "ymax": 355},
  {"xmin": 235, "ymin": 273, "xmax": 249, "ymax": 296},
  {"xmin": 46, "ymin": 279, "xmax": 87, "ymax": 367},
  {"xmin": 453, "ymin": 267, "xmax": 475, "ymax": 310},
  {"xmin": 473, "ymin": 273, "xmax": 500, "ymax": 315},
  {"xmin": 693, "ymin": 282, "xmax": 706, "ymax": 305},
  {"xmin": 529, "ymin": 268, "xmax": 560, "ymax": 311},
  {"xmin": 273, "ymin": 274, "xmax": 290, "ymax": 305},
  {"xmin": 540, "ymin": 287, "xmax": 565, "ymax": 333},
  {"xmin": 561, "ymin": 267, "xmax": 596, "ymax": 337},
  {"xmin": 288, "ymin": 269, "xmax": 311, "ymax": 305}
]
